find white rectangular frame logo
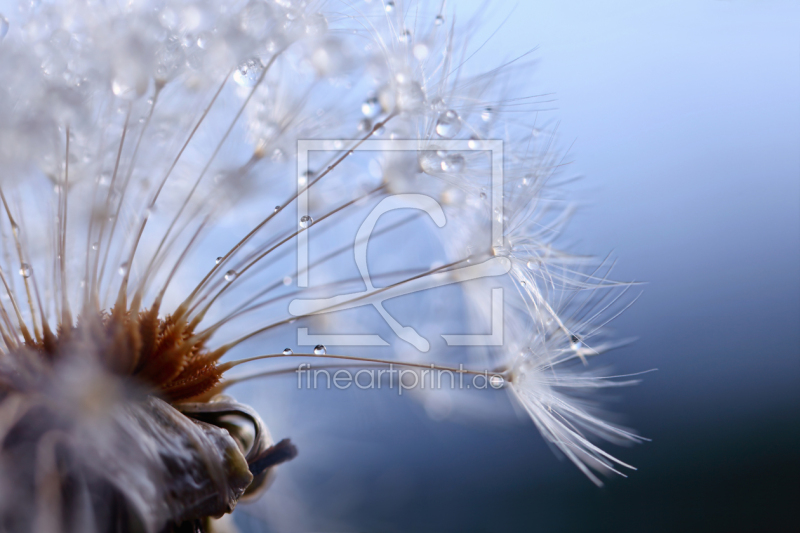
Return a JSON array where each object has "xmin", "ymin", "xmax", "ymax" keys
[{"xmin": 294, "ymin": 139, "xmax": 505, "ymax": 351}]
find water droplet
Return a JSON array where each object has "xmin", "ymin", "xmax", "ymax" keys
[
  {"xmin": 570, "ymin": 335, "xmax": 583, "ymax": 350},
  {"xmin": 481, "ymin": 107, "xmax": 493, "ymax": 122},
  {"xmin": 215, "ymin": 257, "xmax": 222, "ymax": 264},
  {"xmin": 283, "ymin": 348, "xmax": 293, "ymax": 355},
  {"xmin": 314, "ymin": 344, "xmax": 326, "ymax": 355},
  {"xmin": 274, "ymin": 205, "xmax": 281, "ymax": 213},
  {"xmin": 526, "ymin": 259, "xmax": 538, "ymax": 270},
  {"xmin": 362, "ymin": 96, "xmax": 380, "ymax": 118},
  {"xmin": 196, "ymin": 32, "xmax": 210, "ymax": 49},
  {"xmin": 224, "ymin": 270, "xmax": 238, "ymax": 281},
  {"xmin": 435, "ymin": 109, "xmax": 461, "ymax": 138},
  {"xmin": 479, "ymin": 191, "xmax": 487, "ymax": 200},
  {"xmin": 520, "ymin": 279, "xmax": 527, "ymax": 287},
  {"xmin": 299, "ymin": 215, "xmax": 313, "ymax": 228},
  {"xmin": 490, "ymin": 375, "xmax": 505, "ymax": 388},
  {"xmin": 0, "ymin": 15, "xmax": 9, "ymax": 41},
  {"xmin": 91, "ymin": 242, "xmax": 99, "ymax": 251},
  {"xmin": 19, "ymin": 263, "xmax": 31, "ymax": 278},
  {"xmin": 435, "ymin": 14, "xmax": 445, "ymax": 26},
  {"xmin": 357, "ymin": 118, "xmax": 372, "ymax": 132},
  {"xmin": 385, "ymin": 1, "xmax": 395, "ymax": 13},
  {"xmin": 419, "ymin": 150, "xmax": 443, "ymax": 174},
  {"xmin": 118, "ymin": 262, "xmax": 128, "ymax": 275},
  {"xmin": 233, "ymin": 58, "xmax": 264, "ymax": 87},
  {"xmin": 441, "ymin": 153, "xmax": 465, "ymax": 172},
  {"xmin": 430, "ymin": 97, "xmax": 446, "ymax": 112},
  {"xmin": 111, "ymin": 71, "xmax": 148, "ymax": 100},
  {"xmin": 399, "ymin": 29, "xmax": 411, "ymax": 43},
  {"xmin": 413, "ymin": 43, "xmax": 429, "ymax": 60}
]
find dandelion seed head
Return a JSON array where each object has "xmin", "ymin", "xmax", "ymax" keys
[{"xmin": 0, "ymin": 0, "xmax": 642, "ymax": 529}]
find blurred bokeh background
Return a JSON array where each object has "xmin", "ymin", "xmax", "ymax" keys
[{"xmin": 227, "ymin": 1, "xmax": 800, "ymax": 531}]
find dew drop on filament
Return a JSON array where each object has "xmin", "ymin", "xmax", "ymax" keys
[
  {"xmin": 481, "ymin": 107, "xmax": 494, "ymax": 122},
  {"xmin": 224, "ymin": 270, "xmax": 238, "ymax": 281},
  {"xmin": 385, "ymin": 2, "xmax": 395, "ymax": 13},
  {"xmin": 233, "ymin": 58, "xmax": 264, "ymax": 87},
  {"xmin": 435, "ymin": 110, "xmax": 461, "ymax": 138},
  {"xmin": 19, "ymin": 263, "xmax": 31, "ymax": 278},
  {"xmin": 299, "ymin": 215, "xmax": 313, "ymax": 228},
  {"xmin": 283, "ymin": 348, "xmax": 293, "ymax": 356},
  {"xmin": 361, "ymin": 96, "xmax": 381, "ymax": 118},
  {"xmin": 441, "ymin": 153, "xmax": 465, "ymax": 172},
  {"xmin": 215, "ymin": 257, "xmax": 222, "ymax": 264},
  {"xmin": 570, "ymin": 335, "xmax": 583, "ymax": 350},
  {"xmin": 357, "ymin": 118, "xmax": 372, "ymax": 132},
  {"xmin": 434, "ymin": 14, "xmax": 444, "ymax": 26},
  {"xmin": 314, "ymin": 344, "xmax": 327, "ymax": 355}
]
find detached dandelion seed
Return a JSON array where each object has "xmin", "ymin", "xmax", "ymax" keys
[{"xmin": 0, "ymin": 1, "xmax": 644, "ymax": 531}]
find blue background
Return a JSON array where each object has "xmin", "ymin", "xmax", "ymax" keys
[{"xmin": 236, "ymin": 1, "xmax": 800, "ymax": 531}]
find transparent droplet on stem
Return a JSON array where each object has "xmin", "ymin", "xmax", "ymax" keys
[
  {"xmin": 111, "ymin": 70, "xmax": 148, "ymax": 100},
  {"xmin": 385, "ymin": 1, "xmax": 395, "ymax": 13},
  {"xmin": 118, "ymin": 262, "xmax": 128, "ymax": 275},
  {"xmin": 91, "ymin": 242, "xmax": 99, "ymax": 251},
  {"xmin": 215, "ymin": 256, "xmax": 223, "ymax": 264},
  {"xmin": 481, "ymin": 107, "xmax": 493, "ymax": 122},
  {"xmin": 570, "ymin": 335, "xmax": 583, "ymax": 350},
  {"xmin": 526, "ymin": 259, "xmax": 538, "ymax": 270},
  {"xmin": 299, "ymin": 215, "xmax": 313, "ymax": 228},
  {"xmin": 19, "ymin": 263, "xmax": 31, "ymax": 278},
  {"xmin": 274, "ymin": 206, "xmax": 281, "ymax": 213},
  {"xmin": 434, "ymin": 14, "xmax": 444, "ymax": 26},
  {"xmin": 233, "ymin": 58, "xmax": 264, "ymax": 87},
  {"xmin": 419, "ymin": 150, "xmax": 443, "ymax": 174},
  {"xmin": 313, "ymin": 344, "xmax": 326, "ymax": 355},
  {"xmin": 441, "ymin": 153, "xmax": 465, "ymax": 172},
  {"xmin": 224, "ymin": 270, "xmax": 238, "ymax": 281},
  {"xmin": 435, "ymin": 110, "xmax": 461, "ymax": 138},
  {"xmin": 361, "ymin": 96, "xmax": 381, "ymax": 118},
  {"xmin": 196, "ymin": 32, "xmax": 210, "ymax": 49},
  {"xmin": 430, "ymin": 97, "xmax": 446, "ymax": 112},
  {"xmin": 283, "ymin": 348, "xmax": 293, "ymax": 356},
  {"xmin": 357, "ymin": 118, "xmax": 372, "ymax": 132}
]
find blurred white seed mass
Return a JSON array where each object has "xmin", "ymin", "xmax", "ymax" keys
[{"xmin": 0, "ymin": 0, "xmax": 643, "ymax": 531}]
